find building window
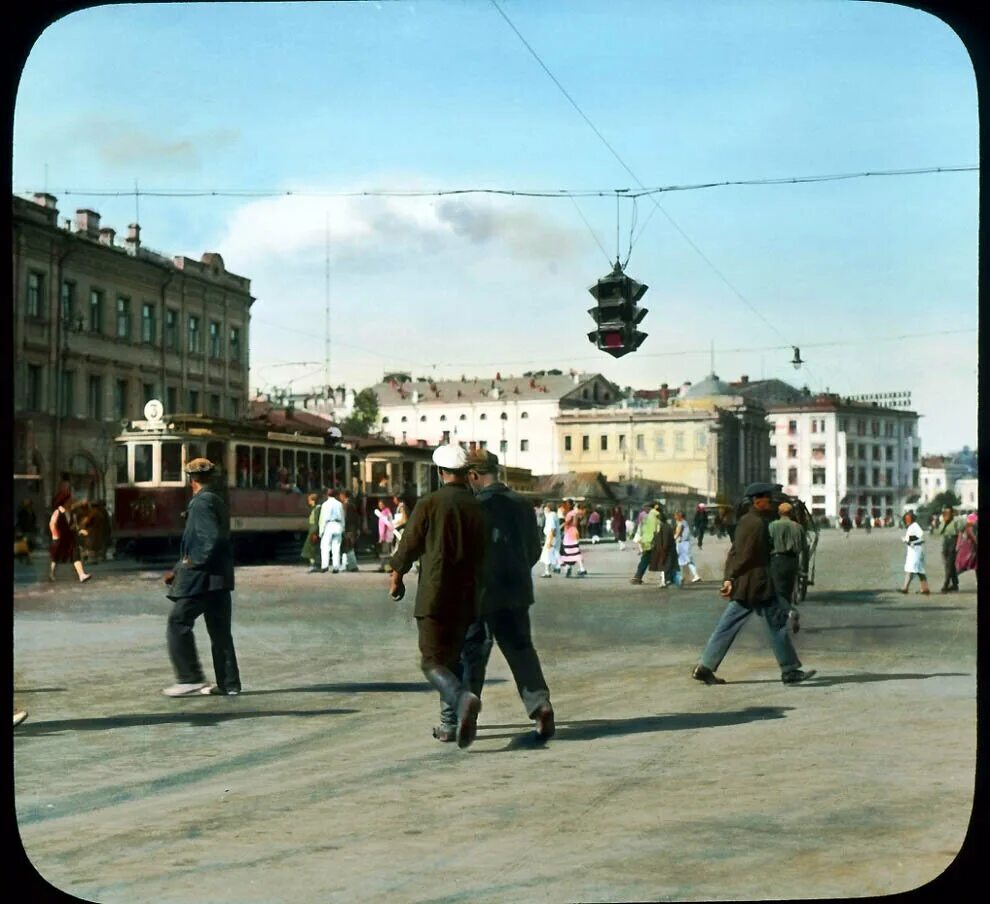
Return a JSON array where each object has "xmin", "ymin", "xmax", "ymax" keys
[
  {"xmin": 87, "ymin": 375, "xmax": 103, "ymax": 420},
  {"xmin": 479, "ymin": 440, "xmax": 487, "ymax": 450},
  {"xmin": 143, "ymin": 382, "xmax": 156, "ymax": 404},
  {"xmin": 500, "ymin": 412, "xmax": 508, "ymax": 420},
  {"xmin": 61, "ymin": 280, "xmax": 76, "ymax": 325},
  {"xmin": 885, "ymin": 468, "xmax": 893, "ymax": 487},
  {"xmin": 382, "ymin": 417, "xmax": 390, "ymax": 424},
  {"xmin": 229, "ymin": 326, "xmax": 241, "ymax": 363},
  {"xmin": 857, "ymin": 419, "xmax": 865, "ymax": 436},
  {"xmin": 165, "ymin": 309, "xmax": 179, "ymax": 351},
  {"xmin": 209, "ymin": 321, "xmax": 222, "ymax": 358},
  {"xmin": 905, "ymin": 424, "xmax": 913, "ymax": 437},
  {"xmin": 872, "ymin": 446, "xmax": 881, "ymax": 461},
  {"xmin": 188, "ymin": 389, "xmax": 200, "ymax": 412},
  {"xmin": 459, "ymin": 414, "xmax": 467, "ymax": 421},
  {"xmin": 229, "ymin": 397, "xmax": 239, "ymax": 418},
  {"xmin": 210, "ymin": 394, "xmax": 221, "ymax": 417},
  {"xmin": 187, "ymin": 315, "xmax": 201, "ymax": 354},
  {"xmin": 618, "ymin": 434, "xmax": 626, "ymax": 451},
  {"xmin": 521, "ymin": 411, "xmax": 529, "ymax": 419},
  {"xmin": 60, "ymin": 370, "xmax": 75, "ymax": 417},
  {"xmin": 27, "ymin": 272, "xmax": 44, "ymax": 318},
  {"xmin": 696, "ymin": 430, "xmax": 707, "ymax": 448},
  {"xmin": 439, "ymin": 415, "xmax": 447, "ymax": 422},
  {"xmin": 582, "ymin": 435, "xmax": 590, "ymax": 452},
  {"xmin": 655, "ymin": 434, "xmax": 665, "ymax": 452},
  {"xmin": 89, "ymin": 290, "xmax": 104, "ymax": 333},
  {"xmin": 499, "ymin": 439, "xmax": 508, "ymax": 453},
  {"xmin": 441, "ymin": 430, "xmax": 451, "ymax": 444},
  {"xmin": 141, "ymin": 303, "xmax": 156, "ymax": 344},
  {"xmin": 636, "ymin": 434, "xmax": 644, "ymax": 452},
  {"xmin": 811, "ymin": 420, "xmax": 817, "ymax": 433},
  {"xmin": 788, "ymin": 420, "xmax": 797, "ymax": 434},
  {"xmin": 114, "ymin": 379, "xmax": 128, "ymax": 419},
  {"xmin": 479, "ymin": 413, "xmax": 487, "ymax": 420},
  {"xmin": 847, "ymin": 466, "xmax": 855, "ymax": 484},
  {"xmin": 564, "ymin": 435, "xmax": 572, "ymax": 452},
  {"xmin": 812, "ymin": 468, "xmax": 826, "ymax": 485},
  {"xmin": 871, "ymin": 420, "xmax": 880, "ymax": 437},
  {"xmin": 812, "ymin": 495, "xmax": 826, "ymax": 504},
  {"xmin": 116, "ymin": 297, "xmax": 131, "ymax": 339},
  {"xmin": 674, "ymin": 432, "xmax": 685, "ymax": 452},
  {"xmin": 520, "ymin": 439, "xmax": 529, "ymax": 452},
  {"xmin": 787, "ymin": 467, "xmax": 798, "ymax": 485},
  {"xmin": 420, "ymin": 415, "xmax": 427, "ymax": 422},
  {"xmin": 166, "ymin": 386, "xmax": 178, "ymax": 413},
  {"xmin": 400, "ymin": 416, "xmax": 407, "ymax": 423},
  {"xmin": 858, "ymin": 468, "xmax": 867, "ymax": 485},
  {"xmin": 838, "ymin": 418, "xmax": 848, "ymax": 432},
  {"xmin": 26, "ymin": 364, "xmax": 43, "ymax": 410},
  {"xmin": 600, "ymin": 435, "xmax": 608, "ymax": 452}
]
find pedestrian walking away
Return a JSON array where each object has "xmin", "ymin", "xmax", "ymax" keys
[
  {"xmin": 48, "ymin": 488, "xmax": 92, "ymax": 583},
  {"xmin": 319, "ymin": 488, "xmax": 345, "ymax": 573},
  {"xmin": 899, "ymin": 511, "xmax": 930, "ymax": 595},
  {"xmin": 610, "ymin": 505, "xmax": 627, "ymax": 551},
  {"xmin": 162, "ymin": 458, "xmax": 241, "ymax": 697},
  {"xmin": 375, "ymin": 498, "xmax": 395, "ymax": 572},
  {"xmin": 388, "ymin": 444, "xmax": 488, "ymax": 749},
  {"xmin": 301, "ymin": 493, "xmax": 321, "ymax": 573},
  {"xmin": 934, "ymin": 506, "xmax": 960, "ymax": 592},
  {"xmin": 630, "ymin": 502, "xmax": 660, "ymax": 584},
  {"xmin": 674, "ymin": 511, "xmax": 702, "ymax": 583},
  {"xmin": 432, "ymin": 449, "xmax": 555, "ymax": 743},
  {"xmin": 769, "ymin": 501, "xmax": 806, "ymax": 632},
  {"xmin": 955, "ymin": 513, "xmax": 978, "ymax": 581},
  {"xmin": 692, "ymin": 482, "xmax": 815, "ymax": 686},
  {"xmin": 559, "ymin": 499, "xmax": 588, "ymax": 577},
  {"xmin": 340, "ymin": 490, "xmax": 361, "ymax": 572},
  {"xmin": 540, "ymin": 503, "xmax": 560, "ymax": 577},
  {"xmin": 693, "ymin": 504, "xmax": 708, "ymax": 549},
  {"xmin": 649, "ymin": 509, "xmax": 678, "ymax": 588}
]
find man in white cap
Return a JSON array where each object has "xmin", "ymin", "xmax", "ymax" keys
[
  {"xmin": 162, "ymin": 458, "xmax": 241, "ymax": 697},
  {"xmin": 691, "ymin": 482, "xmax": 815, "ymax": 686},
  {"xmin": 388, "ymin": 444, "xmax": 488, "ymax": 749}
]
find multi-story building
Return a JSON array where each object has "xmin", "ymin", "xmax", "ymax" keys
[
  {"xmin": 919, "ymin": 455, "xmax": 970, "ymax": 505},
  {"xmin": 12, "ymin": 193, "xmax": 254, "ymax": 510},
  {"xmin": 555, "ymin": 373, "xmax": 771, "ymax": 502},
  {"xmin": 369, "ymin": 371, "xmax": 620, "ymax": 476},
  {"xmin": 766, "ymin": 395, "xmax": 921, "ymax": 522},
  {"xmin": 954, "ymin": 477, "xmax": 978, "ymax": 512}
]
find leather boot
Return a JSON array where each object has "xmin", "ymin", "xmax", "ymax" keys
[
  {"xmin": 423, "ymin": 668, "xmax": 480, "ymax": 749},
  {"xmin": 423, "ymin": 667, "xmax": 463, "ymax": 710}
]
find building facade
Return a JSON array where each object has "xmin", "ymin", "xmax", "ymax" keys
[
  {"xmin": 919, "ymin": 455, "xmax": 970, "ymax": 505},
  {"xmin": 766, "ymin": 396, "xmax": 921, "ymax": 522},
  {"xmin": 369, "ymin": 371, "xmax": 621, "ymax": 476},
  {"xmin": 12, "ymin": 193, "xmax": 254, "ymax": 511},
  {"xmin": 555, "ymin": 374, "xmax": 771, "ymax": 503}
]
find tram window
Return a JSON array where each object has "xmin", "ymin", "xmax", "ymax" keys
[
  {"xmin": 267, "ymin": 448, "xmax": 281, "ymax": 488},
  {"xmin": 206, "ymin": 441, "xmax": 226, "ymax": 478},
  {"xmin": 235, "ymin": 445, "xmax": 250, "ymax": 487},
  {"xmin": 161, "ymin": 442, "xmax": 183, "ymax": 482},
  {"xmin": 186, "ymin": 443, "xmax": 203, "ymax": 469},
  {"xmin": 322, "ymin": 453, "xmax": 336, "ymax": 490},
  {"xmin": 134, "ymin": 444, "xmax": 154, "ymax": 483},
  {"xmin": 333, "ymin": 454, "xmax": 346, "ymax": 490},
  {"xmin": 371, "ymin": 460, "xmax": 389, "ymax": 492},
  {"xmin": 401, "ymin": 461, "xmax": 415, "ymax": 494},
  {"xmin": 114, "ymin": 445, "xmax": 129, "ymax": 485},
  {"xmin": 251, "ymin": 446, "xmax": 265, "ymax": 488},
  {"xmin": 309, "ymin": 451, "xmax": 321, "ymax": 492},
  {"xmin": 282, "ymin": 449, "xmax": 295, "ymax": 488}
]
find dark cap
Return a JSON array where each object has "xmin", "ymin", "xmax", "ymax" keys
[
  {"xmin": 743, "ymin": 481, "xmax": 778, "ymax": 498},
  {"xmin": 184, "ymin": 457, "xmax": 216, "ymax": 475},
  {"xmin": 466, "ymin": 448, "xmax": 499, "ymax": 474}
]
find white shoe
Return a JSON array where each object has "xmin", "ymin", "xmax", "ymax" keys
[
  {"xmin": 162, "ymin": 683, "xmax": 208, "ymax": 697},
  {"xmin": 691, "ymin": 576, "xmax": 702, "ymax": 583},
  {"xmin": 13, "ymin": 710, "xmax": 28, "ymax": 727}
]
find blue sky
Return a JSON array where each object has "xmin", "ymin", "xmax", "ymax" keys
[{"xmin": 12, "ymin": 0, "xmax": 979, "ymax": 451}]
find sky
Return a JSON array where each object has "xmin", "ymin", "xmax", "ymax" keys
[{"xmin": 11, "ymin": 0, "xmax": 980, "ymax": 452}]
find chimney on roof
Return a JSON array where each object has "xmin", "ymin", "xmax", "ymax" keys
[
  {"xmin": 74, "ymin": 209, "xmax": 100, "ymax": 238},
  {"xmin": 33, "ymin": 193, "xmax": 58, "ymax": 210},
  {"xmin": 99, "ymin": 227, "xmax": 116, "ymax": 247},
  {"xmin": 659, "ymin": 383, "xmax": 670, "ymax": 405},
  {"xmin": 740, "ymin": 375, "xmax": 749, "ymax": 384},
  {"xmin": 572, "ymin": 372, "xmax": 581, "ymax": 385},
  {"xmin": 125, "ymin": 223, "xmax": 141, "ymax": 255}
]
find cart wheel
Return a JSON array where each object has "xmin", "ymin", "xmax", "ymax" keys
[{"xmin": 798, "ymin": 573, "xmax": 809, "ymax": 602}]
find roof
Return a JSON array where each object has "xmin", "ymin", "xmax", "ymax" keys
[
  {"xmin": 765, "ymin": 393, "xmax": 919, "ymax": 416},
  {"xmin": 530, "ymin": 471, "xmax": 615, "ymax": 501},
  {"xmin": 680, "ymin": 373, "xmax": 734, "ymax": 399},
  {"xmin": 247, "ymin": 401, "xmax": 334, "ymax": 436},
  {"xmin": 371, "ymin": 372, "xmax": 618, "ymax": 406}
]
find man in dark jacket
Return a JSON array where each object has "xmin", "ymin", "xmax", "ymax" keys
[
  {"xmin": 691, "ymin": 482, "xmax": 815, "ymax": 686},
  {"xmin": 433, "ymin": 450, "xmax": 555, "ymax": 743},
  {"xmin": 389, "ymin": 444, "xmax": 488, "ymax": 749},
  {"xmin": 162, "ymin": 458, "xmax": 241, "ymax": 697}
]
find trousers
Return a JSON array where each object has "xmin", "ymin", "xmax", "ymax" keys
[
  {"xmin": 321, "ymin": 523, "xmax": 343, "ymax": 570},
  {"xmin": 167, "ymin": 590, "xmax": 241, "ymax": 691},
  {"xmin": 440, "ymin": 607, "xmax": 551, "ymax": 726},
  {"xmin": 699, "ymin": 596, "xmax": 801, "ymax": 675}
]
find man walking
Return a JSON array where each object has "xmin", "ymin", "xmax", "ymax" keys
[
  {"xmin": 693, "ymin": 504, "xmax": 708, "ymax": 549},
  {"xmin": 630, "ymin": 502, "xmax": 660, "ymax": 584},
  {"xmin": 432, "ymin": 450, "xmax": 554, "ymax": 743},
  {"xmin": 162, "ymin": 458, "xmax": 241, "ymax": 697},
  {"xmin": 319, "ymin": 487, "xmax": 345, "ymax": 573},
  {"xmin": 339, "ymin": 489, "xmax": 361, "ymax": 572},
  {"xmin": 934, "ymin": 506, "xmax": 960, "ymax": 593},
  {"xmin": 389, "ymin": 445, "xmax": 488, "ymax": 749},
  {"xmin": 769, "ymin": 501, "xmax": 806, "ymax": 631},
  {"xmin": 691, "ymin": 482, "xmax": 815, "ymax": 686}
]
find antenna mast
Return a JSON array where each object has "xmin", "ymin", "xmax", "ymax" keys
[{"xmin": 324, "ymin": 213, "xmax": 330, "ymax": 404}]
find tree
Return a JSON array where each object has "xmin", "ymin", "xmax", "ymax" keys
[
  {"xmin": 340, "ymin": 388, "xmax": 379, "ymax": 437},
  {"xmin": 917, "ymin": 490, "xmax": 962, "ymax": 526}
]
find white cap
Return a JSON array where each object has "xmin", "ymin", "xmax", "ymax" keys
[{"xmin": 432, "ymin": 444, "xmax": 468, "ymax": 471}]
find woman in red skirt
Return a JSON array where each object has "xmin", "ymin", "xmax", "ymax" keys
[{"xmin": 48, "ymin": 489, "xmax": 92, "ymax": 583}]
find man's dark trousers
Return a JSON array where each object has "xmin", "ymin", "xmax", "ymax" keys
[
  {"xmin": 167, "ymin": 590, "xmax": 241, "ymax": 691},
  {"xmin": 770, "ymin": 551, "xmax": 800, "ymax": 605},
  {"xmin": 441, "ymin": 608, "xmax": 550, "ymax": 725},
  {"xmin": 634, "ymin": 549, "xmax": 652, "ymax": 580},
  {"xmin": 941, "ymin": 538, "xmax": 959, "ymax": 590}
]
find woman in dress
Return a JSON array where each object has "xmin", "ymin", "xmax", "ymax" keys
[
  {"xmin": 610, "ymin": 505, "xmax": 627, "ymax": 551},
  {"xmin": 48, "ymin": 489, "xmax": 92, "ymax": 583},
  {"xmin": 899, "ymin": 511, "xmax": 930, "ymax": 594},
  {"xmin": 374, "ymin": 498, "xmax": 394, "ymax": 572},
  {"xmin": 673, "ymin": 511, "xmax": 701, "ymax": 584},
  {"xmin": 558, "ymin": 499, "xmax": 587, "ymax": 578},
  {"xmin": 540, "ymin": 503, "xmax": 559, "ymax": 577},
  {"xmin": 301, "ymin": 493, "xmax": 321, "ymax": 573},
  {"xmin": 955, "ymin": 512, "xmax": 978, "ymax": 581}
]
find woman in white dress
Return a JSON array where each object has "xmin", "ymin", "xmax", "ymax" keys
[
  {"xmin": 540, "ymin": 503, "xmax": 559, "ymax": 578},
  {"xmin": 899, "ymin": 511, "xmax": 930, "ymax": 595},
  {"xmin": 673, "ymin": 511, "xmax": 701, "ymax": 584}
]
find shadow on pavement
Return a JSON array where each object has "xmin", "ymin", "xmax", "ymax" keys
[
  {"xmin": 13, "ymin": 708, "xmax": 360, "ymax": 736},
  {"xmin": 240, "ymin": 678, "xmax": 507, "ymax": 696},
  {"xmin": 872, "ymin": 605, "xmax": 969, "ymax": 612},
  {"xmin": 810, "ymin": 590, "xmax": 901, "ymax": 605},
  {"xmin": 476, "ymin": 705, "xmax": 793, "ymax": 752},
  {"xmin": 801, "ymin": 623, "xmax": 914, "ymax": 633},
  {"xmin": 12, "ymin": 687, "xmax": 69, "ymax": 694},
  {"xmin": 731, "ymin": 672, "xmax": 969, "ymax": 687}
]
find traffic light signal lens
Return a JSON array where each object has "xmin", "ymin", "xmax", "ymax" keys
[{"xmin": 603, "ymin": 331, "xmax": 623, "ymax": 348}]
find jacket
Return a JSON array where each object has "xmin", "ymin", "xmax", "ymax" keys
[
  {"xmin": 722, "ymin": 509, "xmax": 773, "ymax": 604},
  {"xmin": 389, "ymin": 482, "xmax": 488, "ymax": 619},
  {"xmin": 475, "ymin": 482, "xmax": 542, "ymax": 614},
  {"xmin": 167, "ymin": 489, "xmax": 234, "ymax": 599}
]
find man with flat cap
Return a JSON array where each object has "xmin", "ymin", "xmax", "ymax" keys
[
  {"xmin": 162, "ymin": 458, "xmax": 241, "ymax": 697},
  {"xmin": 769, "ymin": 500, "xmax": 806, "ymax": 632},
  {"xmin": 431, "ymin": 449, "xmax": 554, "ymax": 743},
  {"xmin": 692, "ymin": 482, "xmax": 815, "ymax": 686},
  {"xmin": 389, "ymin": 444, "xmax": 488, "ymax": 748}
]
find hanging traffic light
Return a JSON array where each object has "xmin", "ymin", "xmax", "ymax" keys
[{"xmin": 587, "ymin": 261, "xmax": 648, "ymax": 358}]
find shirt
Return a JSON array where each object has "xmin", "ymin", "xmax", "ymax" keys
[{"xmin": 769, "ymin": 517, "xmax": 805, "ymax": 554}]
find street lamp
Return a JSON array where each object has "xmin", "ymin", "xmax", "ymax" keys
[{"xmin": 791, "ymin": 347, "xmax": 804, "ymax": 369}]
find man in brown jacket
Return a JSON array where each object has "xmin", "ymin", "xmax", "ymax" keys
[
  {"xmin": 389, "ymin": 444, "xmax": 488, "ymax": 748},
  {"xmin": 692, "ymin": 482, "xmax": 815, "ymax": 686}
]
